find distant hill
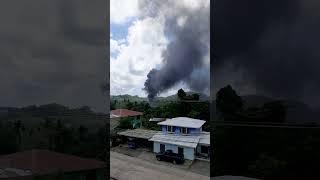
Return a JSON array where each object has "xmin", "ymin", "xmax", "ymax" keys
[
  {"xmin": 158, "ymin": 91, "xmax": 209, "ymax": 101},
  {"xmin": 214, "ymin": 94, "xmax": 320, "ymax": 124},
  {"xmin": 0, "ymin": 104, "xmax": 107, "ymax": 132},
  {"xmin": 111, "ymin": 92, "xmax": 209, "ymax": 107},
  {"xmin": 111, "ymin": 94, "xmax": 147, "ymax": 102}
]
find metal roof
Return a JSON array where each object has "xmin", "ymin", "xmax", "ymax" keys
[
  {"xmin": 149, "ymin": 118, "xmax": 166, "ymax": 122},
  {"xmin": 149, "ymin": 133, "xmax": 200, "ymax": 148},
  {"xmin": 111, "ymin": 109, "xmax": 143, "ymax": 118},
  {"xmin": 149, "ymin": 131, "xmax": 210, "ymax": 148},
  {"xmin": 117, "ymin": 129, "xmax": 160, "ymax": 139},
  {"xmin": 158, "ymin": 117, "xmax": 206, "ymax": 128}
]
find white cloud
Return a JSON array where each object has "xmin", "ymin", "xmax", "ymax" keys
[
  {"xmin": 110, "ymin": 0, "xmax": 139, "ymax": 24},
  {"xmin": 110, "ymin": 0, "xmax": 210, "ymax": 97},
  {"xmin": 110, "ymin": 38, "xmax": 125, "ymax": 55},
  {"xmin": 177, "ymin": 16, "xmax": 187, "ymax": 27},
  {"xmin": 176, "ymin": 0, "xmax": 209, "ymax": 10},
  {"xmin": 110, "ymin": 17, "xmax": 168, "ymax": 96}
]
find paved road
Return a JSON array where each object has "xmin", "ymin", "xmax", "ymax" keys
[{"xmin": 110, "ymin": 151, "xmax": 210, "ymax": 180}]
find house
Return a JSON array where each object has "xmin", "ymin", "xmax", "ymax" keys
[
  {"xmin": 149, "ymin": 117, "xmax": 210, "ymax": 161},
  {"xmin": 149, "ymin": 118, "xmax": 166, "ymax": 122},
  {"xmin": 0, "ymin": 149, "xmax": 106, "ymax": 179},
  {"xmin": 110, "ymin": 109, "xmax": 143, "ymax": 129}
]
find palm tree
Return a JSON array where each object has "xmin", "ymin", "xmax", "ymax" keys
[{"xmin": 14, "ymin": 120, "xmax": 22, "ymax": 150}]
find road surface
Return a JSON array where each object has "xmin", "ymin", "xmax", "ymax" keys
[{"xmin": 110, "ymin": 151, "xmax": 210, "ymax": 180}]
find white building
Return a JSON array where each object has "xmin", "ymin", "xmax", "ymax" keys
[{"xmin": 149, "ymin": 117, "xmax": 210, "ymax": 161}]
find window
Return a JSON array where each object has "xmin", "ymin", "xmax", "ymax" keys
[
  {"xmin": 182, "ymin": 127, "xmax": 189, "ymax": 134},
  {"xmin": 167, "ymin": 126, "xmax": 174, "ymax": 132}
]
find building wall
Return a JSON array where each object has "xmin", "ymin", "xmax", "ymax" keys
[
  {"xmin": 161, "ymin": 125, "xmax": 202, "ymax": 135},
  {"xmin": 153, "ymin": 142, "xmax": 195, "ymax": 160},
  {"xmin": 161, "ymin": 125, "xmax": 167, "ymax": 133},
  {"xmin": 154, "ymin": 142, "xmax": 160, "ymax": 152},
  {"xmin": 189, "ymin": 128, "xmax": 201, "ymax": 134},
  {"xmin": 184, "ymin": 147, "xmax": 195, "ymax": 160}
]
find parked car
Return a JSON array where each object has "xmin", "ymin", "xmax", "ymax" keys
[
  {"xmin": 128, "ymin": 141, "xmax": 137, "ymax": 149},
  {"xmin": 156, "ymin": 150, "xmax": 184, "ymax": 164},
  {"xmin": 127, "ymin": 137, "xmax": 138, "ymax": 149}
]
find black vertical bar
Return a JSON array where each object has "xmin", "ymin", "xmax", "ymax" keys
[
  {"xmin": 210, "ymin": 0, "xmax": 216, "ymax": 177},
  {"xmin": 106, "ymin": 0, "xmax": 110, "ymax": 179}
]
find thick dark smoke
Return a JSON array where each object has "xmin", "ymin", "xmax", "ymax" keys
[
  {"xmin": 213, "ymin": 0, "xmax": 320, "ymax": 108},
  {"xmin": 140, "ymin": 0, "xmax": 210, "ymax": 100}
]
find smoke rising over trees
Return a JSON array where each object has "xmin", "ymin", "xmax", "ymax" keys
[
  {"xmin": 213, "ymin": 0, "xmax": 320, "ymax": 109},
  {"xmin": 141, "ymin": 0, "xmax": 210, "ymax": 100}
]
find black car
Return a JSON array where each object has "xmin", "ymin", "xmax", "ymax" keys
[{"xmin": 156, "ymin": 150, "xmax": 184, "ymax": 164}]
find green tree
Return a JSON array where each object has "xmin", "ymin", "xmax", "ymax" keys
[
  {"xmin": 118, "ymin": 117, "xmax": 133, "ymax": 129},
  {"xmin": 110, "ymin": 101, "xmax": 116, "ymax": 110},
  {"xmin": 126, "ymin": 101, "xmax": 134, "ymax": 110},
  {"xmin": 44, "ymin": 118, "xmax": 52, "ymax": 128},
  {"xmin": 188, "ymin": 110, "xmax": 201, "ymax": 119},
  {"xmin": 192, "ymin": 93, "xmax": 200, "ymax": 100},
  {"xmin": 56, "ymin": 119, "xmax": 62, "ymax": 130},
  {"xmin": 216, "ymin": 85, "xmax": 243, "ymax": 121},
  {"xmin": 0, "ymin": 125, "xmax": 18, "ymax": 154},
  {"xmin": 78, "ymin": 125, "xmax": 88, "ymax": 140},
  {"xmin": 14, "ymin": 120, "xmax": 22, "ymax": 150},
  {"xmin": 177, "ymin": 88, "xmax": 186, "ymax": 100},
  {"xmin": 262, "ymin": 101, "xmax": 287, "ymax": 123}
]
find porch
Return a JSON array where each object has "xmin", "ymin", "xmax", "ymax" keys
[{"xmin": 195, "ymin": 144, "xmax": 210, "ymax": 161}]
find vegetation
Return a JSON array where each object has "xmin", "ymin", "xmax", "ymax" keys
[
  {"xmin": 177, "ymin": 88, "xmax": 200, "ymax": 101},
  {"xmin": 212, "ymin": 85, "xmax": 320, "ymax": 179},
  {"xmin": 118, "ymin": 117, "xmax": 134, "ymax": 129},
  {"xmin": 111, "ymin": 89, "xmax": 210, "ymax": 131},
  {"xmin": 0, "ymin": 104, "xmax": 107, "ymax": 161}
]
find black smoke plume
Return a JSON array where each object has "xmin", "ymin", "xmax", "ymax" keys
[
  {"xmin": 213, "ymin": 0, "xmax": 320, "ymax": 108},
  {"xmin": 140, "ymin": 0, "xmax": 210, "ymax": 100}
]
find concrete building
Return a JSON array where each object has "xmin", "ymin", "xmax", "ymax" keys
[{"xmin": 149, "ymin": 117, "xmax": 210, "ymax": 161}]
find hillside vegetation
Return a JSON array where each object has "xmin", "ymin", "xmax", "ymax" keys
[
  {"xmin": 0, "ymin": 104, "xmax": 107, "ymax": 161},
  {"xmin": 213, "ymin": 85, "xmax": 320, "ymax": 179}
]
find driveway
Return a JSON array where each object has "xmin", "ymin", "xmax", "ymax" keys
[
  {"xmin": 110, "ymin": 151, "xmax": 210, "ymax": 180},
  {"xmin": 111, "ymin": 145, "xmax": 209, "ymax": 176}
]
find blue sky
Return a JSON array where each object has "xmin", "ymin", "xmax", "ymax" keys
[
  {"xmin": 110, "ymin": 18, "xmax": 136, "ymax": 41},
  {"xmin": 110, "ymin": 0, "xmax": 171, "ymax": 97}
]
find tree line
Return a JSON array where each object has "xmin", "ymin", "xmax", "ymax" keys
[{"xmin": 212, "ymin": 85, "xmax": 320, "ymax": 179}]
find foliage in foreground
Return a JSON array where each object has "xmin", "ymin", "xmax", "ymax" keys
[
  {"xmin": 0, "ymin": 104, "xmax": 107, "ymax": 161},
  {"xmin": 213, "ymin": 85, "xmax": 320, "ymax": 179}
]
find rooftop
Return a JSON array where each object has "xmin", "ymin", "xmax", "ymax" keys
[
  {"xmin": 149, "ymin": 118, "xmax": 166, "ymax": 122},
  {"xmin": 149, "ymin": 131, "xmax": 210, "ymax": 148},
  {"xmin": 158, "ymin": 117, "xmax": 206, "ymax": 128},
  {"xmin": 0, "ymin": 149, "xmax": 106, "ymax": 177},
  {"xmin": 110, "ymin": 109, "xmax": 143, "ymax": 118},
  {"xmin": 118, "ymin": 129, "xmax": 160, "ymax": 139}
]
